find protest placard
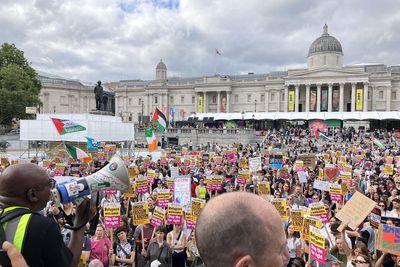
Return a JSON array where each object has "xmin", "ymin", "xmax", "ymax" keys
[
  {"xmin": 298, "ymin": 171, "xmax": 308, "ymax": 184},
  {"xmin": 257, "ymin": 181, "xmax": 271, "ymax": 197},
  {"xmin": 170, "ymin": 166, "xmax": 179, "ymax": 178},
  {"xmin": 270, "ymin": 199, "xmax": 288, "ymax": 221},
  {"xmin": 146, "ymin": 169, "xmax": 156, "ymax": 184},
  {"xmin": 302, "ymin": 215, "xmax": 323, "ymax": 241},
  {"xmin": 297, "ymin": 154, "xmax": 316, "ymax": 168},
  {"xmin": 310, "ymin": 226, "xmax": 326, "ymax": 264},
  {"xmin": 54, "ymin": 164, "xmax": 66, "ymax": 176},
  {"xmin": 290, "ymin": 209, "xmax": 305, "ymax": 232},
  {"xmin": 166, "ymin": 178, "xmax": 174, "ymax": 192},
  {"xmin": 294, "ymin": 160, "xmax": 304, "ymax": 172},
  {"xmin": 150, "ymin": 207, "xmax": 166, "ymax": 227},
  {"xmin": 249, "ymin": 157, "xmax": 262, "ymax": 173},
  {"xmin": 310, "ymin": 204, "xmax": 329, "ymax": 224},
  {"xmin": 211, "ymin": 176, "xmax": 223, "ymax": 191},
  {"xmin": 185, "ymin": 211, "xmax": 196, "ymax": 230},
  {"xmin": 167, "ymin": 203, "xmax": 184, "ymax": 225},
  {"xmin": 336, "ymin": 191, "xmax": 377, "ymax": 230},
  {"xmin": 329, "ymin": 184, "xmax": 343, "ymax": 203},
  {"xmin": 384, "ymin": 164, "xmax": 394, "ymax": 175},
  {"xmin": 376, "ymin": 224, "xmax": 400, "ymax": 256},
  {"xmin": 104, "ymin": 202, "xmax": 121, "ymax": 229},
  {"xmin": 239, "ymin": 157, "xmax": 248, "ymax": 168},
  {"xmin": 174, "ymin": 176, "xmax": 191, "ymax": 211},
  {"xmin": 157, "ymin": 189, "xmax": 171, "ymax": 208},
  {"xmin": 136, "ymin": 177, "xmax": 149, "ymax": 194},
  {"xmin": 128, "ymin": 167, "xmax": 138, "ymax": 179},
  {"xmin": 313, "ymin": 180, "xmax": 330, "ymax": 192},
  {"xmin": 191, "ymin": 198, "xmax": 206, "ymax": 220},
  {"xmin": 132, "ymin": 201, "xmax": 150, "ymax": 225}
]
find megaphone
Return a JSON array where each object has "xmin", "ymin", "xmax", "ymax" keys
[{"xmin": 50, "ymin": 155, "xmax": 129, "ymax": 205}]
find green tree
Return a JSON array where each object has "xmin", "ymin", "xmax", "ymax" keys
[{"xmin": 0, "ymin": 43, "xmax": 41, "ymax": 125}]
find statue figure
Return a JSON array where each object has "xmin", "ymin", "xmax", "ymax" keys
[{"xmin": 94, "ymin": 81, "xmax": 103, "ymax": 110}]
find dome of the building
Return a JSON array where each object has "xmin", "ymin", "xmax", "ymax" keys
[
  {"xmin": 308, "ymin": 24, "xmax": 343, "ymax": 57},
  {"xmin": 156, "ymin": 59, "xmax": 167, "ymax": 70}
]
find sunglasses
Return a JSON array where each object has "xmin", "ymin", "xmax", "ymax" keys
[{"xmin": 353, "ymin": 259, "xmax": 368, "ymax": 264}]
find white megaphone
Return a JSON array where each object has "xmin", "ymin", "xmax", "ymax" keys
[{"xmin": 50, "ymin": 155, "xmax": 129, "ymax": 206}]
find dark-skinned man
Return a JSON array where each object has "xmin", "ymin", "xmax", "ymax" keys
[{"xmin": 0, "ymin": 163, "xmax": 96, "ymax": 267}]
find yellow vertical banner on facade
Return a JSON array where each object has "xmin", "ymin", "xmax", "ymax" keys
[
  {"xmin": 288, "ymin": 90, "xmax": 295, "ymax": 112},
  {"xmin": 356, "ymin": 88, "xmax": 363, "ymax": 111},
  {"xmin": 197, "ymin": 95, "xmax": 203, "ymax": 112}
]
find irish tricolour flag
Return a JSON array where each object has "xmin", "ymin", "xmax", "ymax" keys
[
  {"xmin": 145, "ymin": 128, "xmax": 158, "ymax": 152},
  {"xmin": 65, "ymin": 143, "xmax": 91, "ymax": 162},
  {"xmin": 51, "ymin": 118, "xmax": 86, "ymax": 135},
  {"xmin": 151, "ymin": 108, "xmax": 167, "ymax": 133}
]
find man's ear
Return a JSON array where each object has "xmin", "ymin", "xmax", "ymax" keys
[
  {"xmin": 26, "ymin": 188, "xmax": 38, "ymax": 203},
  {"xmin": 234, "ymin": 255, "xmax": 256, "ymax": 267}
]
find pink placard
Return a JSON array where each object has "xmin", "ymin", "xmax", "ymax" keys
[
  {"xmin": 186, "ymin": 219, "xmax": 196, "ymax": 230},
  {"xmin": 157, "ymin": 199, "xmax": 170, "ymax": 208},
  {"xmin": 330, "ymin": 193, "xmax": 343, "ymax": 204},
  {"xmin": 310, "ymin": 243, "xmax": 325, "ymax": 264},
  {"xmin": 137, "ymin": 185, "xmax": 149, "ymax": 194},
  {"xmin": 150, "ymin": 217, "xmax": 163, "ymax": 227},
  {"xmin": 104, "ymin": 216, "xmax": 121, "ymax": 229},
  {"xmin": 167, "ymin": 214, "xmax": 183, "ymax": 225}
]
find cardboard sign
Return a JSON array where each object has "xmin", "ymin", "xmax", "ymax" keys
[
  {"xmin": 151, "ymin": 207, "xmax": 166, "ymax": 227},
  {"xmin": 270, "ymin": 199, "xmax": 288, "ymax": 221},
  {"xmin": 103, "ymin": 203, "xmax": 121, "ymax": 229},
  {"xmin": 257, "ymin": 182, "xmax": 271, "ymax": 197},
  {"xmin": 132, "ymin": 201, "xmax": 150, "ymax": 225},
  {"xmin": 167, "ymin": 203, "xmax": 184, "ymax": 225},
  {"xmin": 310, "ymin": 226, "xmax": 326, "ymax": 264},
  {"xmin": 291, "ymin": 209, "xmax": 305, "ymax": 232},
  {"xmin": 377, "ymin": 224, "xmax": 400, "ymax": 256},
  {"xmin": 336, "ymin": 191, "xmax": 377, "ymax": 230},
  {"xmin": 156, "ymin": 189, "xmax": 171, "ymax": 208}
]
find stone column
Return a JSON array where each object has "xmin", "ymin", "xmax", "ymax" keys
[
  {"xmin": 217, "ymin": 91, "xmax": 221, "ymax": 112},
  {"xmin": 316, "ymin": 84, "xmax": 321, "ymax": 112},
  {"xmin": 339, "ymin": 83, "xmax": 344, "ymax": 112},
  {"xmin": 363, "ymin": 82, "xmax": 368, "ymax": 112},
  {"xmin": 305, "ymin": 84, "xmax": 310, "ymax": 112},
  {"xmin": 295, "ymin": 84, "xmax": 299, "ymax": 112},
  {"xmin": 351, "ymin": 83, "xmax": 356, "ymax": 112},
  {"xmin": 284, "ymin": 85, "xmax": 289, "ymax": 112},
  {"xmin": 328, "ymin": 83, "xmax": 333, "ymax": 112},
  {"xmin": 146, "ymin": 93, "xmax": 150, "ymax": 116},
  {"xmin": 226, "ymin": 92, "xmax": 231, "ymax": 112},
  {"xmin": 265, "ymin": 89, "xmax": 270, "ymax": 112},
  {"xmin": 386, "ymin": 86, "xmax": 391, "ymax": 111},
  {"xmin": 372, "ymin": 86, "xmax": 378, "ymax": 111},
  {"xmin": 203, "ymin": 92, "xmax": 207, "ymax": 112}
]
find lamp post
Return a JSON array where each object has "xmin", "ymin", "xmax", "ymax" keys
[{"xmin": 254, "ymin": 99, "xmax": 257, "ymax": 112}]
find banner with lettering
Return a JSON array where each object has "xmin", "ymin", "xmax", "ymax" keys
[
  {"xmin": 310, "ymin": 226, "xmax": 326, "ymax": 264},
  {"xmin": 167, "ymin": 203, "xmax": 184, "ymax": 225},
  {"xmin": 151, "ymin": 207, "xmax": 166, "ymax": 227},
  {"xmin": 157, "ymin": 189, "xmax": 172, "ymax": 208},
  {"xmin": 136, "ymin": 177, "xmax": 149, "ymax": 194}
]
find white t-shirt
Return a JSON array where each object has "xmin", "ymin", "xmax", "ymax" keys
[{"xmin": 287, "ymin": 237, "xmax": 301, "ymax": 258}]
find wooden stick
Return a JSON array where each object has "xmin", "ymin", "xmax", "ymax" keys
[{"xmin": 141, "ymin": 225, "xmax": 145, "ymax": 250}]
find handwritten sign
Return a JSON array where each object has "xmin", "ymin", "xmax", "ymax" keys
[
  {"xmin": 377, "ymin": 224, "xmax": 400, "ymax": 256},
  {"xmin": 249, "ymin": 157, "xmax": 262, "ymax": 173},
  {"xmin": 132, "ymin": 201, "xmax": 150, "ymax": 225},
  {"xmin": 336, "ymin": 191, "xmax": 376, "ymax": 230}
]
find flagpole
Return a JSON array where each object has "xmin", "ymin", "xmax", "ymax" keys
[{"xmin": 214, "ymin": 50, "xmax": 217, "ymax": 75}]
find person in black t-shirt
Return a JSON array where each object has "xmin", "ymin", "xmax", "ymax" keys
[{"xmin": 0, "ymin": 163, "xmax": 96, "ymax": 267}]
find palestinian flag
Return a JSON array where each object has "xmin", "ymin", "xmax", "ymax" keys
[
  {"xmin": 151, "ymin": 108, "xmax": 167, "ymax": 133},
  {"xmin": 314, "ymin": 131, "xmax": 331, "ymax": 141},
  {"xmin": 51, "ymin": 118, "xmax": 86, "ymax": 135},
  {"xmin": 65, "ymin": 143, "xmax": 91, "ymax": 162},
  {"xmin": 145, "ymin": 128, "xmax": 158, "ymax": 152}
]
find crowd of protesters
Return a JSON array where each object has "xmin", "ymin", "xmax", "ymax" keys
[{"xmin": 1, "ymin": 127, "xmax": 400, "ymax": 267}]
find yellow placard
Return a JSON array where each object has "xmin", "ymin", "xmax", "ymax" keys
[
  {"xmin": 270, "ymin": 199, "xmax": 288, "ymax": 221},
  {"xmin": 168, "ymin": 204, "xmax": 183, "ymax": 216},
  {"xmin": 257, "ymin": 182, "xmax": 271, "ymax": 197},
  {"xmin": 197, "ymin": 95, "xmax": 204, "ymax": 113},
  {"xmin": 153, "ymin": 207, "xmax": 166, "ymax": 221},
  {"xmin": 288, "ymin": 90, "xmax": 295, "ymax": 112},
  {"xmin": 310, "ymin": 227, "xmax": 325, "ymax": 248},
  {"xmin": 191, "ymin": 198, "xmax": 206, "ymax": 220},
  {"xmin": 356, "ymin": 88, "xmax": 363, "ymax": 111},
  {"xmin": 302, "ymin": 215, "xmax": 323, "ymax": 241},
  {"xmin": 104, "ymin": 205, "xmax": 120, "ymax": 217},
  {"xmin": 340, "ymin": 172, "xmax": 352, "ymax": 181},
  {"xmin": 290, "ymin": 210, "xmax": 305, "ymax": 232},
  {"xmin": 384, "ymin": 164, "xmax": 394, "ymax": 175},
  {"xmin": 132, "ymin": 202, "xmax": 150, "ymax": 225},
  {"xmin": 329, "ymin": 184, "xmax": 342, "ymax": 195}
]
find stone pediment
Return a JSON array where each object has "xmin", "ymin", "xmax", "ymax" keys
[{"xmin": 287, "ymin": 68, "xmax": 367, "ymax": 79}]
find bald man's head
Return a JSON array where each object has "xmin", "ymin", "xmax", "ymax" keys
[
  {"xmin": 196, "ymin": 192, "xmax": 288, "ymax": 267},
  {"xmin": 0, "ymin": 163, "xmax": 51, "ymax": 210}
]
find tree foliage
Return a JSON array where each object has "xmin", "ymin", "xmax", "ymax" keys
[{"xmin": 0, "ymin": 43, "xmax": 41, "ymax": 125}]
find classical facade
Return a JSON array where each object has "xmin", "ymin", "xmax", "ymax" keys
[{"xmin": 38, "ymin": 25, "xmax": 400, "ymax": 123}]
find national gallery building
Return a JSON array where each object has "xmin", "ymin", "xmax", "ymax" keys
[{"xmin": 38, "ymin": 25, "xmax": 400, "ymax": 129}]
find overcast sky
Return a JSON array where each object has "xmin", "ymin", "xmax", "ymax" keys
[{"xmin": 1, "ymin": 0, "xmax": 400, "ymax": 83}]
